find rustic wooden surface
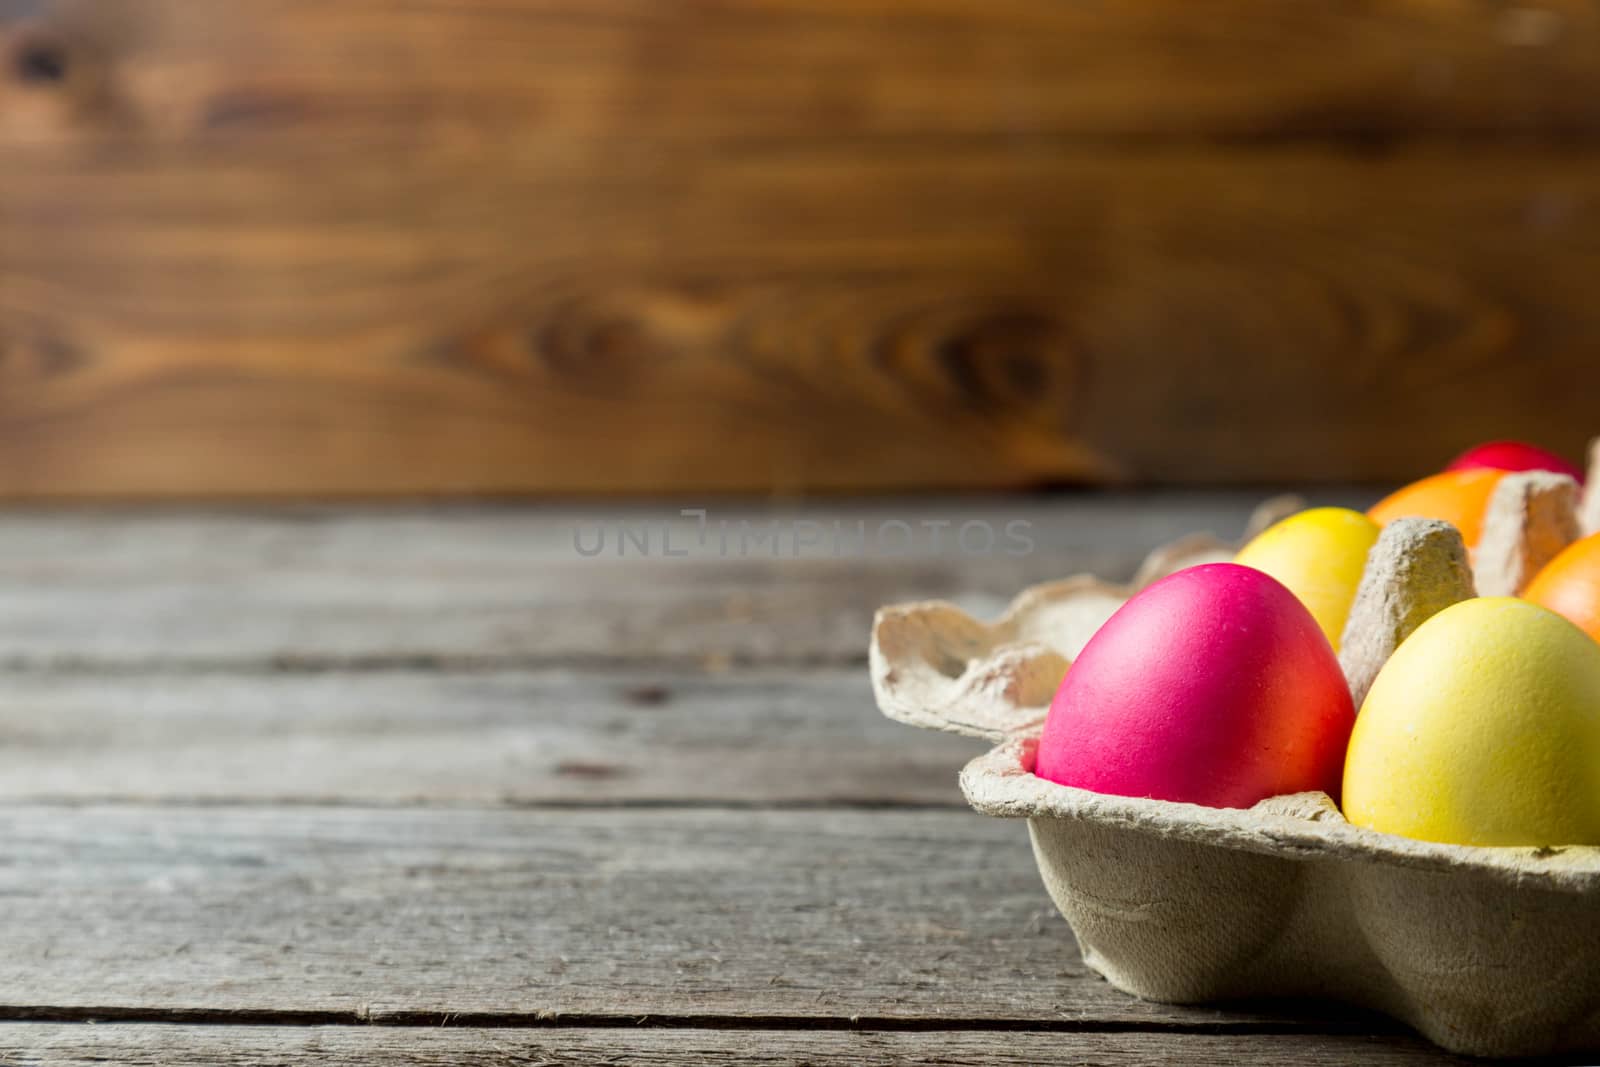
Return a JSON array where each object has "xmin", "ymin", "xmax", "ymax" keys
[
  {"xmin": 0, "ymin": 669, "xmax": 987, "ymax": 805},
  {"xmin": 3, "ymin": 1, "xmax": 1600, "ymax": 495},
  {"xmin": 0, "ymin": 493, "xmax": 1518, "ymax": 1064},
  {"xmin": 0, "ymin": 492, "xmax": 1364, "ymax": 669},
  {"xmin": 0, "ymin": 1026, "xmax": 1482, "ymax": 1067}
]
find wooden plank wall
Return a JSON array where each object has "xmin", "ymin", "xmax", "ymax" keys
[{"xmin": 2, "ymin": 0, "xmax": 1598, "ymax": 496}]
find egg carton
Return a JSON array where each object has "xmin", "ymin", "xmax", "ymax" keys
[{"xmin": 870, "ymin": 490, "xmax": 1600, "ymax": 1058}]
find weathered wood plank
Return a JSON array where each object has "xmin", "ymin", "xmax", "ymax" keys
[
  {"xmin": 0, "ymin": 669, "xmax": 979, "ymax": 804},
  {"xmin": 0, "ymin": 1024, "xmax": 1481, "ymax": 1066},
  {"xmin": 0, "ymin": 804, "xmax": 1370, "ymax": 1029},
  {"xmin": 0, "ymin": 495, "xmax": 1338, "ymax": 668}
]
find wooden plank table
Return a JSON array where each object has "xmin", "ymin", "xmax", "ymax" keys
[{"xmin": 0, "ymin": 492, "xmax": 1537, "ymax": 1064}]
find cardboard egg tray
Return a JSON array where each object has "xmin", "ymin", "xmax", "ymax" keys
[{"xmin": 870, "ymin": 487, "xmax": 1600, "ymax": 1058}]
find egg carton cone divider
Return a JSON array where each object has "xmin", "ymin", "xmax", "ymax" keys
[{"xmin": 870, "ymin": 497, "xmax": 1600, "ymax": 1058}]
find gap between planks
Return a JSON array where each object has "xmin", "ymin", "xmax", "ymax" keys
[{"xmin": 0, "ymin": 1007, "xmax": 1407, "ymax": 1034}]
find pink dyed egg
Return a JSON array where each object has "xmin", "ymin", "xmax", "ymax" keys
[
  {"xmin": 1446, "ymin": 440, "xmax": 1584, "ymax": 485},
  {"xmin": 1034, "ymin": 563, "xmax": 1355, "ymax": 808}
]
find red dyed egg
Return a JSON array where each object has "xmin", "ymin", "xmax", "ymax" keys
[
  {"xmin": 1446, "ymin": 440, "xmax": 1584, "ymax": 485},
  {"xmin": 1034, "ymin": 563, "xmax": 1355, "ymax": 808}
]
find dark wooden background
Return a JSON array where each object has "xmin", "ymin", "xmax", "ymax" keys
[{"xmin": 3, "ymin": 0, "xmax": 1599, "ymax": 497}]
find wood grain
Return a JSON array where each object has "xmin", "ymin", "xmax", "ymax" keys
[
  {"xmin": 1, "ymin": 1, "xmax": 1599, "ymax": 493},
  {"xmin": 0, "ymin": 803, "xmax": 1332, "ymax": 1027},
  {"xmin": 0, "ymin": 498, "xmax": 1507, "ymax": 1062},
  {"xmin": 13, "ymin": 0, "xmax": 1600, "ymax": 146},
  {"xmin": 0, "ymin": 494, "xmax": 1328, "ymax": 668},
  {"xmin": 0, "ymin": 668, "xmax": 981, "ymax": 805},
  {"xmin": 0, "ymin": 1024, "xmax": 1482, "ymax": 1066}
]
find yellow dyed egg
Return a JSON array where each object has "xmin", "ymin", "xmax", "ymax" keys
[
  {"xmin": 1343, "ymin": 598, "xmax": 1600, "ymax": 847},
  {"xmin": 1234, "ymin": 507, "xmax": 1380, "ymax": 652}
]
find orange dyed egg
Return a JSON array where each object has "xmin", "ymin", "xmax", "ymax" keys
[
  {"xmin": 1524, "ymin": 533, "xmax": 1600, "ymax": 642},
  {"xmin": 1367, "ymin": 469, "xmax": 1504, "ymax": 549}
]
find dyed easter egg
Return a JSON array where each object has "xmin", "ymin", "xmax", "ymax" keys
[
  {"xmin": 1343, "ymin": 598, "xmax": 1600, "ymax": 847},
  {"xmin": 1035, "ymin": 563, "xmax": 1355, "ymax": 808},
  {"xmin": 1524, "ymin": 532, "xmax": 1600, "ymax": 643},
  {"xmin": 1447, "ymin": 440, "xmax": 1585, "ymax": 484},
  {"xmin": 1367, "ymin": 468, "xmax": 1504, "ymax": 549},
  {"xmin": 1235, "ymin": 507, "xmax": 1380, "ymax": 652}
]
